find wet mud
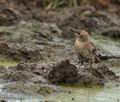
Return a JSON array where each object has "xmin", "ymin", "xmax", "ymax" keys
[{"xmin": 0, "ymin": 59, "xmax": 119, "ymax": 96}]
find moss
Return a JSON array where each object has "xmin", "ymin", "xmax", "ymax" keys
[{"xmin": 0, "ymin": 58, "xmax": 17, "ymax": 67}]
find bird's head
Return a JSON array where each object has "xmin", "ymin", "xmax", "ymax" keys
[
  {"xmin": 69, "ymin": 27, "xmax": 90, "ymax": 42},
  {"xmin": 75, "ymin": 30, "xmax": 90, "ymax": 42}
]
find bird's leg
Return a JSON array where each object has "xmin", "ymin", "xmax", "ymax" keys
[
  {"xmin": 89, "ymin": 60, "xmax": 93, "ymax": 68},
  {"xmin": 78, "ymin": 58, "xmax": 81, "ymax": 64},
  {"xmin": 78, "ymin": 55, "xmax": 84, "ymax": 67},
  {"xmin": 81, "ymin": 59, "xmax": 84, "ymax": 66},
  {"xmin": 78, "ymin": 60, "xmax": 83, "ymax": 68},
  {"xmin": 81, "ymin": 57, "xmax": 88, "ymax": 67},
  {"xmin": 78, "ymin": 54, "xmax": 81, "ymax": 63}
]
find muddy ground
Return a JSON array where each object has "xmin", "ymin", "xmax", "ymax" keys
[
  {"xmin": 0, "ymin": 59, "xmax": 119, "ymax": 97},
  {"xmin": 0, "ymin": 0, "xmax": 120, "ymax": 101}
]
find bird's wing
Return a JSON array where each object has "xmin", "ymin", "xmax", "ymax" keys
[
  {"xmin": 90, "ymin": 42, "xmax": 101, "ymax": 62},
  {"xmin": 83, "ymin": 42, "xmax": 96, "ymax": 52},
  {"xmin": 88, "ymin": 42, "xmax": 96, "ymax": 52},
  {"xmin": 84, "ymin": 42, "xmax": 101, "ymax": 63}
]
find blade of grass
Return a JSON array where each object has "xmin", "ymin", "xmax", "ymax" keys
[
  {"xmin": 73, "ymin": 0, "xmax": 78, "ymax": 6},
  {"xmin": 46, "ymin": 2, "xmax": 54, "ymax": 10}
]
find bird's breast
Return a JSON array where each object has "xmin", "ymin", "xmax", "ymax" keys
[{"xmin": 74, "ymin": 40, "xmax": 85, "ymax": 53}]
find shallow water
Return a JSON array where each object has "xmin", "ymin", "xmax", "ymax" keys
[
  {"xmin": 47, "ymin": 84, "xmax": 120, "ymax": 102},
  {"xmin": 1, "ymin": 82, "xmax": 120, "ymax": 102}
]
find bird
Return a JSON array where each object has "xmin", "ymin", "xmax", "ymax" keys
[{"xmin": 69, "ymin": 27, "xmax": 100, "ymax": 66}]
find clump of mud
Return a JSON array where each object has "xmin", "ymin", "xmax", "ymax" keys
[
  {"xmin": 47, "ymin": 60, "xmax": 118, "ymax": 86},
  {"xmin": 77, "ymin": 64, "xmax": 117, "ymax": 86},
  {"xmin": 46, "ymin": 59, "xmax": 79, "ymax": 84}
]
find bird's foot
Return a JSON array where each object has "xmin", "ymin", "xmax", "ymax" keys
[
  {"xmin": 89, "ymin": 63, "xmax": 93, "ymax": 68},
  {"xmin": 78, "ymin": 63, "xmax": 83, "ymax": 68}
]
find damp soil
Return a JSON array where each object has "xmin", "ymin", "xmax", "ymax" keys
[{"xmin": 0, "ymin": 60, "xmax": 120, "ymax": 102}]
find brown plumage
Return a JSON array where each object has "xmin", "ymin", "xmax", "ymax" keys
[{"xmin": 70, "ymin": 28, "xmax": 100, "ymax": 65}]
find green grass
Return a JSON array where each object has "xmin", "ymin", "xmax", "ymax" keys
[{"xmin": 43, "ymin": 0, "xmax": 79, "ymax": 10}]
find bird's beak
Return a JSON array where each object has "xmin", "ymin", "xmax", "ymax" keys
[
  {"xmin": 68, "ymin": 27, "xmax": 80, "ymax": 37},
  {"xmin": 75, "ymin": 32, "xmax": 80, "ymax": 37}
]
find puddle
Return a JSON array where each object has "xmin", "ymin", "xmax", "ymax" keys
[
  {"xmin": 0, "ymin": 82, "xmax": 120, "ymax": 102},
  {"xmin": 47, "ymin": 84, "xmax": 120, "ymax": 102}
]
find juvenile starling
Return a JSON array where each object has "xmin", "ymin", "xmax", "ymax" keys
[{"xmin": 70, "ymin": 28, "xmax": 100, "ymax": 65}]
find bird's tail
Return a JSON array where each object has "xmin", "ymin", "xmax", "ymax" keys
[
  {"xmin": 97, "ymin": 52, "xmax": 120, "ymax": 61},
  {"xmin": 95, "ymin": 53, "xmax": 101, "ymax": 63},
  {"xmin": 99, "ymin": 55, "xmax": 120, "ymax": 60}
]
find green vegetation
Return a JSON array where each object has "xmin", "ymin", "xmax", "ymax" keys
[
  {"xmin": 44, "ymin": 0, "xmax": 79, "ymax": 9},
  {"xmin": 0, "ymin": 58, "xmax": 17, "ymax": 67}
]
